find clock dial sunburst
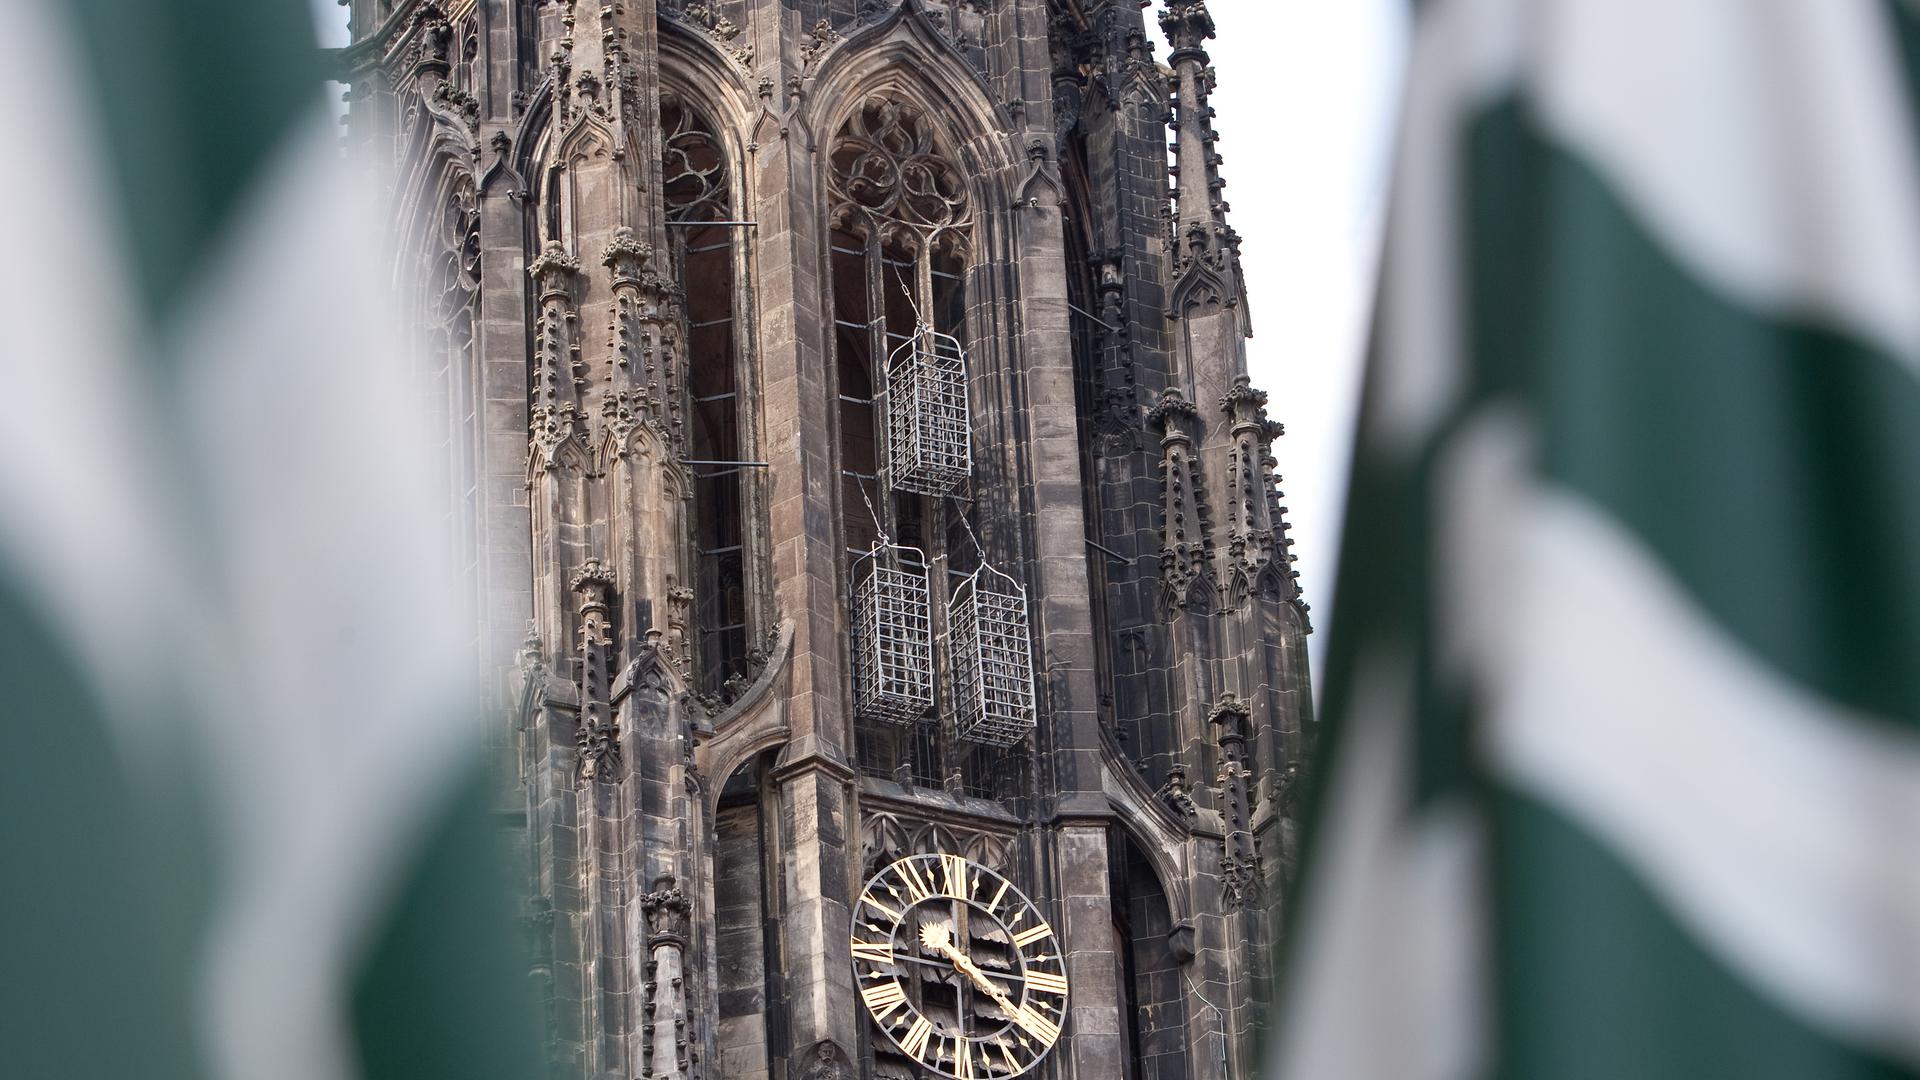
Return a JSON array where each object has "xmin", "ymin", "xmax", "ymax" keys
[{"xmin": 851, "ymin": 854, "xmax": 1069, "ymax": 1078}]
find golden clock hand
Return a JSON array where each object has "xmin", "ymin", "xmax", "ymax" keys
[
  {"xmin": 951, "ymin": 955, "xmax": 1021, "ymax": 1013},
  {"xmin": 955, "ymin": 956, "xmax": 1013, "ymax": 1003},
  {"xmin": 920, "ymin": 925, "xmax": 1020, "ymax": 1010}
]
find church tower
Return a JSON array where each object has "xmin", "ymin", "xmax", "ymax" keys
[{"xmin": 341, "ymin": 0, "xmax": 1313, "ymax": 1076}]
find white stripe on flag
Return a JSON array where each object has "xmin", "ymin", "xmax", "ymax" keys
[
  {"xmin": 1370, "ymin": 0, "xmax": 1521, "ymax": 451},
  {"xmin": 1530, "ymin": 0, "xmax": 1920, "ymax": 369},
  {"xmin": 0, "ymin": 2, "xmax": 192, "ymax": 729},
  {"xmin": 1270, "ymin": 644, "xmax": 1489, "ymax": 1080},
  {"xmin": 1478, "ymin": 486, "xmax": 1920, "ymax": 1067},
  {"xmin": 172, "ymin": 112, "xmax": 478, "ymax": 1080}
]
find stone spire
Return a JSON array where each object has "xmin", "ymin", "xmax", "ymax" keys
[{"xmin": 1160, "ymin": 0, "xmax": 1244, "ymax": 316}]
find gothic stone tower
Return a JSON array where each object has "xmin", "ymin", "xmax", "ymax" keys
[{"xmin": 341, "ymin": 1, "xmax": 1313, "ymax": 1077}]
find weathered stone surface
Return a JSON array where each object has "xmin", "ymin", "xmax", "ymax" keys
[{"xmin": 348, "ymin": 0, "xmax": 1312, "ymax": 1075}]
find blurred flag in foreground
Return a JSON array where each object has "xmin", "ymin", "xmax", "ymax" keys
[
  {"xmin": 1276, "ymin": 1, "xmax": 1920, "ymax": 1077},
  {"xmin": 0, "ymin": 3, "xmax": 534, "ymax": 1078}
]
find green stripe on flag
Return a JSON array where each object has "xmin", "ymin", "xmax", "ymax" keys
[
  {"xmin": 61, "ymin": 0, "xmax": 322, "ymax": 323},
  {"xmin": 1277, "ymin": 4, "xmax": 1920, "ymax": 1077},
  {"xmin": 1468, "ymin": 99, "xmax": 1920, "ymax": 729},
  {"xmin": 1494, "ymin": 789, "xmax": 1917, "ymax": 1080},
  {"xmin": 0, "ymin": 572, "xmax": 201, "ymax": 1080},
  {"xmin": 1883, "ymin": 1, "xmax": 1920, "ymax": 111},
  {"xmin": 351, "ymin": 761, "xmax": 542, "ymax": 1080}
]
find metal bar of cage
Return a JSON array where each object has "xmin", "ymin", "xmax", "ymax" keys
[
  {"xmin": 848, "ymin": 540, "xmax": 935, "ymax": 725},
  {"xmin": 883, "ymin": 325, "xmax": 972, "ymax": 497},
  {"xmin": 948, "ymin": 562, "xmax": 1037, "ymax": 747}
]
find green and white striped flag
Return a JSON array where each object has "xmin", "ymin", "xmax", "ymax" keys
[
  {"xmin": 0, "ymin": 3, "xmax": 535, "ymax": 1078},
  {"xmin": 1276, "ymin": 1, "xmax": 1920, "ymax": 1077}
]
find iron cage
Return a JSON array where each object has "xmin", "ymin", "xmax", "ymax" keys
[
  {"xmin": 948, "ymin": 562, "xmax": 1037, "ymax": 747},
  {"xmin": 849, "ymin": 540, "xmax": 935, "ymax": 725},
  {"xmin": 884, "ymin": 325, "xmax": 972, "ymax": 496}
]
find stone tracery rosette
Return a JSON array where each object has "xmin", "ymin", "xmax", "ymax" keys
[
  {"xmin": 661, "ymin": 92, "xmax": 730, "ymax": 224},
  {"xmin": 828, "ymin": 95, "xmax": 973, "ymax": 256}
]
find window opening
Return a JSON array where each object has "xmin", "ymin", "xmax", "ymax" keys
[
  {"xmin": 830, "ymin": 93, "xmax": 1034, "ymax": 790},
  {"xmin": 663, "ymin": 91, "xmax": 751, "ymax": 694}
]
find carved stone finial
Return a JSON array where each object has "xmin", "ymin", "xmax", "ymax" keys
[
  {"xmin": 1156, "ymin": 763, "xmax": 1199, "ymax": 821},
  {"xmin": 1220, "ymin": 373, "xmax": 1269, "ymax": 418},
  {"xmin": 573, "ymin": 557, "xmax": 619, "ymax": 780},
  {"xmin": 641, "ymin": 876, "xmax": 692, "ymax": 945},
  {"xmin": 1147, "ymin": 387, "xmax": 1200, "ymax": 431},
  {"xmin": 528, "ymin": 240, "xmax": 581, "ymax": 290},
  {"xmin": 799, "ymin": 18, "xmax": 840, "ymax": 72},
  {"xmin": 1208, "ymin": 693, "xmax": 1252, "ymax": 739},
  {"xmin": 570, "ymin": 558, "xmax": 616, "ymax": 595},
  {"xmin": 602, "ymin": 226, "xmax": 654, "ymax": 279},
  {"xmin": 517, "ymin": 621, "xmax": 546, "ymax": 669},
  {"xmin": 1159, "ymin": 0, "xmax": 1216, "ymax": 55},
  {"xmin": 406, "ymin": 3, "xmax": 454, "ymax": 75}
]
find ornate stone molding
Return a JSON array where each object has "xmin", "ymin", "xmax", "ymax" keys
[
  {"xmin": 1210, "ymin": 693, "xmax": 1261, "ymax": 912},
  {"xmin": 1146, "ymin": 386, "xmax": 1200, "ymax": 432},
  {"xmin": 641, "ymin": 875, "xmax": 693, "ymax": 1079},
  {"xmin": 641, "ymin": 876, "xmax": 692, "ymax": 947},
  {"xmin": 1220, "ymin": 847, "xmax": 1263, "ymax": 912},
  {"xmin": 658, "ymin": 1, "xmax": 754, "ymax": 67},
  {"xmin": 859, "ymin": 809, "xmax": 1015, "ymax": 881},
  {"xmin": 799, "ymin": 1040, "xmax": 852, "ymax": 1080},
  {"xmin": 827, "ymin": 94, "xmax": 973, "ymax": 256},
  {"xmin": 1155, "ymin": 762, "xmax": 1199, "ymax": 822},
  {"xmin": 528, "ymin": 239, "xmax": 582, "ymax": 291},
  {"xmin": 601, "ymin": 226, "xmax": 654, "ymax": 282},
  {"xmin": 574, "ymin": 559, "xmax": 620, "ymax": 779}
]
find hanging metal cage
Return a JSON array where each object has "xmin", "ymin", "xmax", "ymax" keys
[
  {"xmin": 948, "ymin": 562, "xmax": 1037, "ymax": 747},
  {"xmin": 884, "ymin": 325, "xmax": 972, "ymax": 496},
  {"xmin": 849, "ymin": 541, "xmax": 935, "ymax": 725}
]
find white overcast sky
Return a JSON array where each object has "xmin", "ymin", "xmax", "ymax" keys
[{"xmin": 313, "ymin": 1, "xmax": 1410, "ymax": 688}]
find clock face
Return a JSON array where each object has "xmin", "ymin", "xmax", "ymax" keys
[{"xmin": 851, "ymin": 854, "xmax": 1069, "ymax": 1078}]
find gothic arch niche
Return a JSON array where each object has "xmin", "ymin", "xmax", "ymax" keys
[
  {"xmin": 709, "ymin": 749, "xmax": 782, "ymax": 1080},
  {"xmin": 560, "ymin": 124, "xmax": 617, "ymax": 250},
  {"xmin": 661, "ymin": 89, "xmax": 765, "ymax": 697},
  {"xmin": 1109, "ymin": 827, "xmax": 1191, "ymax": 1080},
  {"xmin": 400, "ymin": 164, "xmax": 488, "ymax": 682},
  {"xmin": 1250, "ymin": 579, "xmax": 1311, "ymax": 890}
]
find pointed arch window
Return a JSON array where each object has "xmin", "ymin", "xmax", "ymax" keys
[
  {"xmin": 828, "ymin": 94, "xmax": 1029, "ymax": 791},
  {"xmin": 418, "ymin": 171, "xmax": 485, "ymax": 678},
  {"xmin": 662, "ymin": 91, "xmax": 757, "ymax": 695}
]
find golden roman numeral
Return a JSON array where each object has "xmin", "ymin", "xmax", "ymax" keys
[
  {"xmin": 1024, "ymin": 969, "xmax": 1069, "ymax": 997},
  {"xmin": 943, "ymin": 854, "xmax": 969, "ymax": 899},
  {"xmin": 863, "ymin": 893, "xmax": 901, "ymax": 922},
  {"xmin": 1013, "ymin": 1003, "xmax": 1062, "ymax": 1047},
  {"xmin": 901, "ymin": 1015, "xmax": 935, "ymax": 1059},
  {"xmin": 1012, "ymin": 923, "xmax": 1053, "ymax": 949},
  {"xmin": 862, "ymin": 980, "xmax": 906, "ymax": 1021},
  {"xmin": 994, "ymin": 1035, "xmax": 1020, "ymax": 1073},
  {"xmin": 954, "ymin": 1039, "xmax": 976, "ymax": 1080},
  {"xmin": 898, "ymin": 860, "xmax": 933, "ymax": 903},
  {"xmin": 851, "ymin": 939, "xmax": 895, "ymax": 965},
  {"xmin": 987, "ymin": 879, "xmax": 1010, "ymax": 915}
]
